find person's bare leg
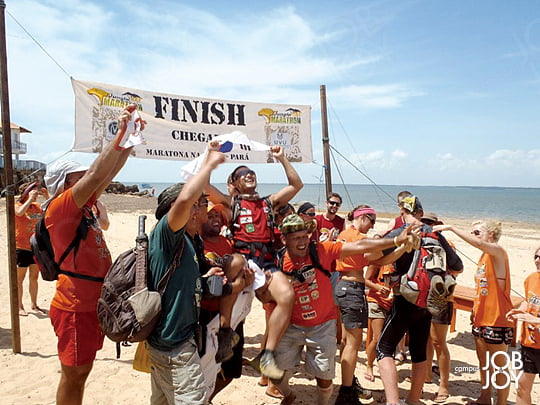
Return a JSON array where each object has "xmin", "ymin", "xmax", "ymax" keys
[
  {"xmin": 17, "ymin": 266, "xmax": 28, "ymax": 316},
  {"xmin": 407, "ymin": 360, "xmax": 427, "ymax": 403},
  {"xmin": 487, "ymin": 342, "xmax": 510, "ymax": 405},
  {"xmin": 340, "ymin": 326, "xmax": 363, "ymax": 386},
  {"xmin": 378, "ymin": 356, "xmax": 400, "ymax": 404},
  {"xmin": 365, "ymin": 318, "xmax": 383, "ymax": 382},
  {"xmin": 28, "ymin": 265, "xmax": 45, "ymax": 313},
  {"xmin": 515, "ymin": 372, "xmax": 535, "ymax": 405},
  {"xmin": 57, "ymin": 362, "xmax": 93, "ymax": 405},
  {"xmin": 473, "ymin": 336, "xmax": 492, "ymax": 404},
  {"xmin": 431, "ymin": 323, "xmax": 450, "ymax": 398},
  {"xmin": 264, "ymin": 272, "xmax": 294, "ymax": 351}
]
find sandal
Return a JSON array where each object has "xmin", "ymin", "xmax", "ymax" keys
[
  {"xmin": 433, "ymin": 392, "xmax": 449, "ymax": 403},
  {"xmin": 394, "ymin": 351, "xmax": 407, "ymax": 365}
]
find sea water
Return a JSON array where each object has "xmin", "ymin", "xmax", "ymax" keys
[{"xmin": 131, "ymin": 182, "xmax": 540, "ymax": 224}]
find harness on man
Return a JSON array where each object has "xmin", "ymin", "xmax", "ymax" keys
[{"xmin": 277, "ymin": 240, "xmax": 332, "ymax": 282}]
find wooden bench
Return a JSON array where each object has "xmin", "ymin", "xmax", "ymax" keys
[{"xmin": 450, "ymin": 284, "xmax": 523, "ymax": 346}]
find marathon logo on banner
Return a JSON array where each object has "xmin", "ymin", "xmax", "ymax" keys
[{"xmin": 71, "ymin": 78, "xmax": 312, "ymax": 164}]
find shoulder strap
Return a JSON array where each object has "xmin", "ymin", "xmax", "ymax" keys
[
  {"xmin": 156, "ymin": 236, "xmax": 186, "ymax": 295},
  {"xmin": 308, "ymin": 240, "xmax": 331, "ymax": 278},
  {"xmin": 262, "ymin": 196, "xmax": 275, "ymax": 244}
]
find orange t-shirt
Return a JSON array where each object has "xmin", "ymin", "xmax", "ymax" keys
[
  {"xmin": 335, "ymin": 226, "xmax": 369, "ymax": 272},
  {"xmin": 281, "ymin": 241, "xmax": 343, "ymax": 327},
  {"xmin": 473, "ymin": 251, "xmax": 513, "ymax": 328},
  {"xmin": 366, "ymin": 265, "xmax": 394, "ymax": 310},
  {"xmin": 15, "ymin": 201, "xmax": 43, "ymax": 251},
  {"xmin": 47, "ymin": 189, "xmax": 111, "ymax": 312},
  {"xmin": 521, "ymin": 273, "xmax": 540, "ymax": 349}
]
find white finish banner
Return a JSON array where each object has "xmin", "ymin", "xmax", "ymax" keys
[{"xmin": 71, "ymin": 78, "xmax": 312, "ymax": 164}]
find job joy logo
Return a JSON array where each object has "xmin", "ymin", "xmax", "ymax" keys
[{"xmin": 481, "ymin": 351, "xmax": 523, "ymax": 389}]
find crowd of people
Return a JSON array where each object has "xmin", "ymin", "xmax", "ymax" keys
[{"xmin": 13, "ymin": 104, "xmax": 540, "ymax": 405}]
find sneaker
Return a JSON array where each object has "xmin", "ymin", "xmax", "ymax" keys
[
  {"xmin": 352, "ymin": 376, "xmax": 373, "ymax": 399},
  {"xmin": 335, "ymin": 385, "xmax": 362, "ymax": 405},
  {"xmin": 426, "ymin": 275, "xmax": 447, "ymax": 317},
  {"xmin": 215, "ymin": 327, "xmax": 239, "ymax": 363},
  {"xmin": 444, "ymin": 275, "xmax": 457, "ymax": 296},
  {"xmin": 259, "ymin": 350, "xmax": 285, "ymax": 380}
]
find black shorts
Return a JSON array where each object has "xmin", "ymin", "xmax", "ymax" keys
[
  {"xmin": 376, "ymin": 295, "xmax": 432, "ymax": 363},
  {"xmin": 521, "ymin": 345, "xmax": 540, "ymax": 375},
  {"xmin": 431, "ymin": 302, "xmax": 453, "ymax": 325},
  {"xmin": 16, "ymin": 249, "xmax": 35, "ymax": 267},
  {"xmin": 472, "ymin": 325, "xmax": 514, "ymax": 345},
  {"xmin": 335, "ymin": 279, "xmax": 368, "ymax": 329}
]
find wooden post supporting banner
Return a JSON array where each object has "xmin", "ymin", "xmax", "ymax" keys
[{"xmin": 0, "ymin": 0, "xmax": 21, "ymax": 353}]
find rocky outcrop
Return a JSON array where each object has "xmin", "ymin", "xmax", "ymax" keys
[{"xmin": 105, "ymin": 182, "xmax": 152, "ymax": 196}]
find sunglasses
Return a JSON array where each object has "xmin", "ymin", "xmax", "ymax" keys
[
  {"xmin": 535, "ymin": 255, "xmax": 540, "ymax": 260},
  {"xmin": 327, "ymin": 200, "xmax": 341, "ymax": 206},
  {"xmin": 472, "ymin": 230, "xmax": 481, "ymax": 236},
  {"xmin": 194, "ymin": 198, "xmax": 208, "ymax": 208},
  {"xmin": 304, "ymin": 212, "xmax": 316, "ymax": 217},
  {"xmin": 365, "ymin": 215, "xmax": 376, "ymax": 225},
  {"xmin": 233, "ymin": 169, "xmax": 255, "ymax": 180}
]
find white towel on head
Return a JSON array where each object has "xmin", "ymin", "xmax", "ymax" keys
[{"xmin": 42, "ymin": 160, "xmax": 89, "ymax": 209}]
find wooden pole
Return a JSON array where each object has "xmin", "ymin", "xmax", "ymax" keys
[
  {"xmin": 320, "ymin": 85, "xmax": 332, "ymax": 197},
  {"xmin": 0, "ymin": 0, "xmax": 21, "ymax": 353}
]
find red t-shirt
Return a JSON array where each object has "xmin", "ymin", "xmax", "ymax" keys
[
  {"xmin": 281, "ymin": 241, "xmax": 343, "ymax": 327},
  {"xmin": 315, "ymin": 214, "xmax": 345, "ymax": 242},
  {"xmin": 47, "ymin": 189, "xmax": 111, "ymax": 312},
  {"xmin": 15, "ymin": 201, "xmax": 43, "ymax": 251}
]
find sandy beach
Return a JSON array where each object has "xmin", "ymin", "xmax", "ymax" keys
[{"xmin": 1, "ymin": 193, "xmax": 539, "ymax": 404}]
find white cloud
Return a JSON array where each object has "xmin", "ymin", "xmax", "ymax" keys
[
  {"xmin": 391, "ymin": 149, "xmax": 407, "ymax": 159},
  {"xmin": 331, "ymin": 84, "xmax": 423, "ymax": 108}
]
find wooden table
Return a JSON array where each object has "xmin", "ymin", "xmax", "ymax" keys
[{"xmin": 450, "ymin": 284, "xmax": 523, "ymax": 346}]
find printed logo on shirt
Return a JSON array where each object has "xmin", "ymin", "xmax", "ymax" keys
[
  {"xmin": 299, "ymin": 295, "xmax": 310, "ymax": 304},
  {"xmin": 246, "ymin": 224, "xmax": 255, "ymax": 233},
  {"xmin": 239, "ymin": 208, "xmax": 252, "ymax": 215},
  {"xmin": 311, "ymin": 291, "xmax": 319, "ymax": 300},
  {"xmin": 302, "ymin": 310, "xmax": 317, "ymax": 320},
  {"xmin": 240, "ymin": 216, "xmax": 253, "ymax": 224}
]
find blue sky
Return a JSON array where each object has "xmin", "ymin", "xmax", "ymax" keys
[{"xmin": 5, "ymin": 0, "xmax": 540, "ymax": 187}]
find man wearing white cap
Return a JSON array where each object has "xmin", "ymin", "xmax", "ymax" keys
[{"xmin": 44, "ymin": 104, "xmax": 143, "ymax": 405}]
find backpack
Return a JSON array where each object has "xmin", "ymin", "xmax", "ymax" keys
[
  {"xmin": 277, "ymin": 240, "xmax": 331, "ymax": 282},
  {"xmin": 97, "ymin": 215, "xmax": 184, "ymax": 349},
  {"xmin": 30, "ymin": 211, "xmax": 104, "ymax": 282},
  {"xmin": 399, "ymin": 230, "xmax": 447, "ymax": 308}
]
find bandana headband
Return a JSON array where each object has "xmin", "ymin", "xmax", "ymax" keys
[{"xmin": 353, "ymin": 207, "xmax": 376, "ymax": 219}]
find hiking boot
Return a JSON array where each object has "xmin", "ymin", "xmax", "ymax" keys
[
  {"xmin": 352, "ymin": 376, "xmax": 373, "ymax": 399},
  {"xmin": 444, "ymin": 275, "xmax": 457, "ymax": 296},
  {"xmin": 215, "ymin": 327, "xmax": 239, "ymax": 363},
  {"xmin": 335, "ymin": 385, "xmax": 362, "ymax": 405},
  {"xmin": 426, "ymin": 275, "xmax": 447, "ymax": 317},
  {"xmin": 260, "ymin": 349, "xmax": 285, "ymax": 380}
]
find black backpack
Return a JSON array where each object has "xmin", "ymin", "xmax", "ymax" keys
[
  {"xmin": 97, "ymin": 215, "xmax": 184, "ymax": 349},
  {"xmin": 30, "ymin": 212, "xmax": 104, "ymax": 282}
]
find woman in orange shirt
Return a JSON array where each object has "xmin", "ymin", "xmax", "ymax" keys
[
  {"xmin": 507, "ymin": 246, "xmax": 540, "ymax": 405},
  {"xmin": 334, "ymin": 205, "xmax": 377, "ymax": 404},
  {"xmin": 15, "ymin": 182, "xmax": 48, "ymax": 316}
]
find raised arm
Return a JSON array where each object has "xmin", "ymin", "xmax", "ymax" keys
[
  {"xmin": 434, "ymin": 224, "xmax": 504, "ymax": 258},
  {"xmin": 168, "ymin": 147, "xmax": 226, "ymax": 232},
  {"xmin": 268, "ymin": 146, "xmax": 303, "ymax": 207},
  {"xmin": 71, "ymin": 104, "xmax": 141, "ymax": 208},
  {"xmin": 340, "ymin": 225, "xmax": 418, "ymax": 259},
  {"xmin": 15, "ymin": 189, "xmax": 38, "ymax": 216}
]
